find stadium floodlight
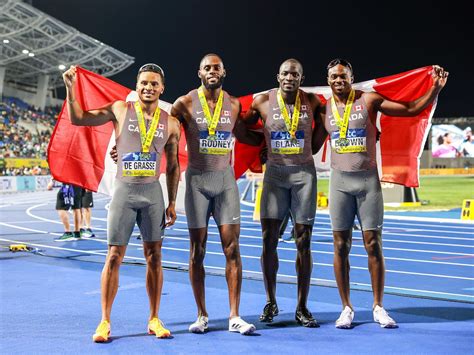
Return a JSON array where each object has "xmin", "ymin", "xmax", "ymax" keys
[
  {"xmin": 0, "ymin": 0, "xmax": 134, "ymax": 88},
  {"xmin": 28, "ymin": 53, "xmax": 35, "ymax": 57},
  {"xmin": 58, "ymin": 64, "xmax": 66, "ymax": 70}
]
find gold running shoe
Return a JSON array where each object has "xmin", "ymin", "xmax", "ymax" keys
[
  {"xmin": 92, "ymin": 320, "xmax": 110, "ymax": 343},
  {"xmin": 148, "ymin": 317, "xmax": 171, "ymax": 338}
]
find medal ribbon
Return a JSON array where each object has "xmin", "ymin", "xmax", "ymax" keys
[
  {"xmin": 330, "ymin": 89, "xmax": 355, "ymax": 139},
  {"xmin": 277, "ymin": 89, "xmax": 301, "ymax": 139},
  {"xmin": 134, "ymin": 101, "xmax": 161, "ymax": 153},
  {"xmin": 197, "ymin": 85, "xmax": 224, "ymax": 136}
]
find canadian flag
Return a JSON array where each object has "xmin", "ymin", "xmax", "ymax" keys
[
  {"xmin": 47, "ymin": 67, "xmax": 188, "ymax": 195},
  {"xmin": 48, "ymin": 66, "xmax": 437, "ymax": 195}
]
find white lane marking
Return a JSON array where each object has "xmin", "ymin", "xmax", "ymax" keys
[
  {"xmin": 1, "ymin": 231, "xmax": 473, "ymax": 300},
  {"xmin": 172, "ymin": 219, "xmax": 474, "ymax": 249},
  {"xmin": 20, "ymin": 205, "xmax": 474, "ymax": 260}
]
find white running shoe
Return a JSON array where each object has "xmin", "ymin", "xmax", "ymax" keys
[
  {"xmin": 373, "ymin": 305, "xmax": 397, "ymax": 328},
  {"xmin": 335, "ymin": 306, "xmax": 354, "ymax": 329},
  {"xmin": 229, "ymin": 316, "xmax": 256, "ymax": 335},
  {"xmin": 189, "ymin": 315, "xmax": 209, "ymax": 333}
]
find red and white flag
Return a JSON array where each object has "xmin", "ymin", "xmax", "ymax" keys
[
  {"xmin": 48, "ymin": 66, "xmax": 437, "ymax": 194},
  {"xmin": 47, "ymin": 67, "xmax": 188, "ymax": 195}
]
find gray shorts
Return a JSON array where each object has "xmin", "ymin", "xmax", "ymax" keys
[
  {"xmin": 260, "ymin": 163, "xmax": 317, "ymax": 225},
  {"xmin": 107, "ymin": 179, "xmax": 165, "ymax": 245},
  {"xmin": 329, "ymin": 168, "xmax": 383, "ymax": 231},
  {"xmin": 185, "ymin": 166, "xmax": 240, "ymax": 229}
]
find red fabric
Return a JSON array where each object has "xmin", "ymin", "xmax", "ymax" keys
[
  {"xmin": 47, "ymin": 67, "xmax": 130, "ymax": 190},
  {"xmin": 374, "ymin": 66, "xmax": 434, "ymax": 187},
  {"xmin": 47, "ymin": 67, "xmax": 188, "ymax": 191}
]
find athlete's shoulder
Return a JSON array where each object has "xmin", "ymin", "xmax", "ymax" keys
[{"xmin": 253, "ymin": 91, "xmax": 270, "ymax": 104}]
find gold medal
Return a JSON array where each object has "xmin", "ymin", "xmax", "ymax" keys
[
  {"xmin": 277, "ymin": 89, "xmax": 301, "ymax": 139},
  {"xmin": 197, "ymin": 86, "xmax": 224, "ymax": 136}
]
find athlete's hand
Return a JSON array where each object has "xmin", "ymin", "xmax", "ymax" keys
[
  {"xmin": 62, "ymin": 65, "xmax": 77, "ymax": 90},
  {"xmin": 165, "ymin": 204, "xmax": 177, "ymax": 227},
  {"xmin": 431, "ymin": 65, "xmax": 448, "ymax": 91},
  {"xmin": 109, "ymin": 145, "xmax": 118, "ymax": 164}
]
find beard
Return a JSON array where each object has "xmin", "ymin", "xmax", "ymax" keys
[{"xmin": 203, "ymin": 76, "xmax": 225, "ymax": 90}]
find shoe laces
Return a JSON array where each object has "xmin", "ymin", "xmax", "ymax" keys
[{"xmin": 196, "ymin": 315, "xmax": 208, "ymax": 325}]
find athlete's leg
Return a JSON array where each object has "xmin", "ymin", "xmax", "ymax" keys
[
  {"xmin": 189, "ymin": 228, "xmax": 209, "ymax": 317},
  {"xmin": 294, "ymin": 223, "xmax": 313, "ymax": 310},
  {"xmin": 362, "ymin": 230, "xmax": 385, "ymax": 307},
  {"xmin": 333, "ymin": 230, "xmax": 353, "ymax": 309},
  {"xmin": 260, "ymin": 218, "xmax": 281, "ymax": 304},
  {"xmin": 143, "ymin": 241, "xmax": 164, "ymax": 319},
  {"xmin": 100, "ymin": 244, "xmax": 127, "ymax": 321},
  {"xmin": 217, "ymin": 223, "xmax": 241, "ymax": 318}
]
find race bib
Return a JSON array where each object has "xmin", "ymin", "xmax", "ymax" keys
[
  {"xmin": 331, "ymin": 128, "xmax": 367, "ymax": 154},
  {"xmin": 122, "ymin": 152, "xmax": 157, "ymax": 176},
  {"xmin": 199, "ymin": 130, "xmax": 233, "ymax": 155},
  {"xmin": 270, "ymin": 130, "xmax": 304, "ymax": 154}
]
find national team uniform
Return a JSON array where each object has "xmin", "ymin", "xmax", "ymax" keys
[
  {"xmin": 183, "ymin": 88, "xmax": 240, "ymax": 229},
  {"xmin": 261, "ymin": 89, "xmax": 317, "ymax": 224},
  {"xmin": 107, "ymin": 102, "xmax": 169, "ymax": 245},
  {"xmin": 324, "ymin": 93, "xmax": 383, "ymax": 231}
]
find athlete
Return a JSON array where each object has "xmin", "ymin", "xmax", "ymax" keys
[
  {"xmin": 316, "ymin": 59, "xmax": 448, "ymax": 328},
  {"xmin": 48, "ymin": 179, "xmax": 82, "ymax": 241},
  {"xmin": 243, "ymin": 59, "xmax": 326, "ymax": 327},
  {"xmin": 63, "ymin": 63, "xmax": 181, "ymax": 342},
  {"xmin": 170, "ymin": 54, "xmax": 256, "ymax": 335}
]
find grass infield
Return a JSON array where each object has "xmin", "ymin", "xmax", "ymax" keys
[{"xmin": 317, "ymin": 175, "xmax": 474, "ymax": 211}]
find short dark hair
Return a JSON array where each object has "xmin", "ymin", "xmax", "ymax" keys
[
  {"xmin": 327, "ymin": 58, "xmax": 353, "ymax": 73},
  {"xmin": 199, "ymin": 53, "xmax": 224, "ymax": 69},
  {"xmin": 137, "ymin": 63, "xmax": 165, "ymax": 83}
]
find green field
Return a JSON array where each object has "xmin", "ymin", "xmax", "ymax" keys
[{"xmin": 317, "ymin": 175, "xmax": 474, "ymax": 211}]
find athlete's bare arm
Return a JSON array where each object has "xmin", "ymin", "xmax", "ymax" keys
[
  {"xmin": 308, "ymin": 94, "xmax": 329, "ymax": 155},
  {"xmin": 242, "ymin": 93, "xmax": 269, "ymax": 124},
  {"xmin": 364, "ymin": 65, "xmax": 448, "ymax": 117},
  {"xmin": 63, "ymin": 65, "xmax": 126, "ymax": 126},
  {"xmin": 164, "ymin": 116, "xmax": 181, "ymax": 227},
  {"xmin": 171, "ymin": 94, "xmax": 193, "ymax": 124}
]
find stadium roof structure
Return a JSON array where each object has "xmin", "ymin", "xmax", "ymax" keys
[{"xmin": 0, "ymin": 0, "xmax": 134, "ymax": 89}]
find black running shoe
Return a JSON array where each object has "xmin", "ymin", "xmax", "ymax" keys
[
  {"xmin": 295, "ymin": 307, "xmax": 319, "ymax": 327},
  {"xmin": 259, "ymin": 302, "xmax": 279, "ymax": 323}
]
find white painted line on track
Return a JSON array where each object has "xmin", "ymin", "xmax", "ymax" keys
[
  {"xmin": 2, "ymin": 234, "xmax": 472, "ymax": 301},
  {"xmin": 19, "ymin": 205, "xmax": 474, "ymax": 259}
]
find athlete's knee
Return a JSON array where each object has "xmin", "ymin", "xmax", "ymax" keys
[
  {"xmin": 333, "ymin": 237, "xmax": 351, "ymax": 256},
  {"xmin": 364, "ymin": 234, "xmax": 383, "ymax": 259},
  {"xmin": 222, "ymin": 239, "xmax": 240, "ymax": 261},
  {"xmin": 295, "ymin": 230, "xmax": 312, "ymax": 252},
  {"xmin": 106, "ymin": 248, "xmax": 124, "ymax": 269},
  {"xmin": 144, "ymin": 247, "xmax": 162, "ymax": 268},
  {"xmin": 190, "ymin": 242, "xmax": 206, "ymax": 265}
]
